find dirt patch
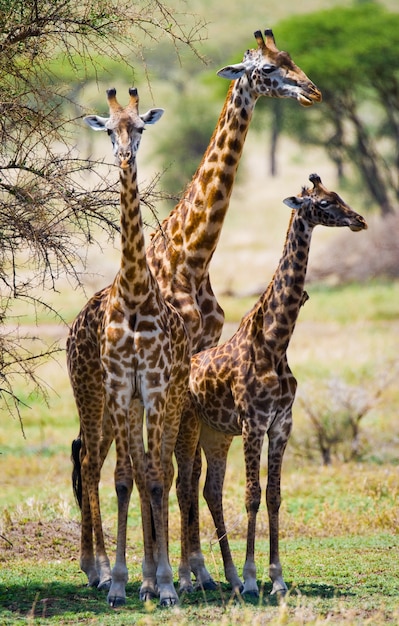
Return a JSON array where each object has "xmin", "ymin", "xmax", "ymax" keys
[{"xmin": 0, "ymin": 518, "xmax": 81, "ymax": 563}]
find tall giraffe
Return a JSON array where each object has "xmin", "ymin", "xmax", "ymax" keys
[
  {"xmin": 182, "ymin": 174, "xmax": 367, "ymax": 596},
  {"xmin": 67, "ymin": 88, "xmax": 190, "ymax": 607},
  {"xmin": 146, "ymin": 29, "xmax": 321, "ymax": 353},
  {"xmin": 148, "ymin": 28, "xmax": 321, "ymax": 592}
]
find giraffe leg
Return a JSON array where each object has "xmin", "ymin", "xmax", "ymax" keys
[
  {"xmin": 133, "ymin": 404, "xmax": 178, "ymax": 607},
  {"xmin": 80, "ymin": 426, "xmax": 112, "ymax": 590},
  {"xmin": 71, "ymin": 435, "xmax": 98, "ymax": 587},
  {"xmin": 241, "ymin": 420, "xmax": 269, "ymax": 597},
  {"xmin": 105, "ymin": 400, "xmax": 134, "ymax": 608},
  {"xmin": 147, "ymin": 410, "xmax": 178, "ymax": 607},
  {"xmin": 175, "ymin": 402, "xmax": 214, "ymax": 593},
  {"xmin": 130, "ymin": 412, "xmax": 158, "ymax": 602},
  {"xmin": 187, "ymin": 442, "xmax": 217, "ymax": 590},
  {"xmin": 107, "ymin": 455, "xmax": 133, "ymax": 606},
  {"xmin": 266, "ymin": 424, "xmax": 290, "ymax": 596},
  {"xmin": 266, "ymin": 364, "xmax": 295, "ymax": 596},
  {"xmin": 200, "ymin": 424, "xmax": 243, "ymax": 592}
]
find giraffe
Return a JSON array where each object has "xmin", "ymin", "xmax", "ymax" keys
[
  {"xmin": 147, "ymin": 29, "xmax": 322, "ymax": 353},
  {"xmin": 145, "ymin": 29, "xmax": 322, "ymax": 592},
  {"xmin": 181, "ymin": 174, "xmax": 367, "ymax": 596},
  {"xmin": 67, "ymin": 87, "xmax": 190, "ymax": 607}
]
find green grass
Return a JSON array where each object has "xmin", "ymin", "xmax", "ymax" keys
[{"xmin": 1, "ymin": 528, "xmax": 399, "ymax": 624}]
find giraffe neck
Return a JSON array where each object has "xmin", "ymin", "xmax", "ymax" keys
[
  {"xmin": 116, "ymin": 164, "xmax": 150, "ymax": 302},
  {"xmin": 164, "ymin": 76, "xmax": 258, "ymax": 283},
  {"xmin": 259, "ymin": 211, "xmax": 313, "ymax": 357}
]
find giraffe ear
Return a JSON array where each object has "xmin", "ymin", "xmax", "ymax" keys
[
  {"xmin": 283, "ymin": 196, "xmax": 303, "ymax": 210},
  {"xmin": 217, "ymin": 63, "xmax": 248, "ymax": 80},
  {"xmin": 84, "ymin": 115, "xmax": 109, "ymax": 131},
  {"xmin": 141, "ymin": 108, "xmax": 165, "ymax": 125}
]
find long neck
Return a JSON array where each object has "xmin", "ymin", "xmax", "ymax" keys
[
  {"xmin": 163, "ymin": 76, "xmax": 258, "ymax": 283},
  {"xmin": 116, "ymin": 163, "xmax": 150, "ymax": 302},
  {"xmin": 258, "ymin": 212, "xmax": 313, "ymax": 358}
]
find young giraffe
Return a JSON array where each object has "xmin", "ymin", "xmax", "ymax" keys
[
  {"xmin": 67, "ymin": 88, "xmax": 190, "ymax": 607},
  {"xmin": 71, "ymin": 28, "xmax": 322, "ymax": 594},
  {"xmin": 146, "ymin": 29, "xmax": 321, "ymax": 591},
  {"xmin": 183, "ymin": 174, "xmax": 367, "ymax": 596}
]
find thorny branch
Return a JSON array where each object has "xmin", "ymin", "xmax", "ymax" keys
[{"xmin": 0, "ymin": 0, "xmax": 206, "ymax": 420}]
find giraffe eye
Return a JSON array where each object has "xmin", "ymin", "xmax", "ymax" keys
[
  {"xmin": 319, "ymin": 200, "xmax": 329, "ymax": 208},
  {"xmin": 262, "ymin": 66, "xmax": 275, "ymax": 75}
]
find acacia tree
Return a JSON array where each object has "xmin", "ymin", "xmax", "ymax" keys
[
  {"xmin": 0, "ymin": 0, "xmax": 204, "ymax": 417},
  {"xmin": 268, "ymin": 2, "xmax": 399, "ymax": 215}
]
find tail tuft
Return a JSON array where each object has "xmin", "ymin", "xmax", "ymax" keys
[{"xmin": 71, "ymin": 437, "xmax": 83, "ymax": 509}]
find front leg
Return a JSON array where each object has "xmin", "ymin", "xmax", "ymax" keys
[
  {"xmin": 107, "ymin": 449, "xmax": 133, "ymax": 607},
  {"xmin": 241, "ymin": 421, "xmax": 266, "ymax": 597},
  {"xmin": 266, "ymin": 420, "xmax": 291, "ymax": 596}
]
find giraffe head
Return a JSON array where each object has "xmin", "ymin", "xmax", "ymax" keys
[
  {"xmin": 283, "ymin": 173, "xmax": 368, "ymax": 231},
  {"xmin": 217, "ymin": 29, "xmax": 321, "ymax": 107},
  {"xmin": 84, "ymin": 88, "xmax": 164, "ymax": 169}
]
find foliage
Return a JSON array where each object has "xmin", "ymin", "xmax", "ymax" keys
[
  {"xmin": 0, "ymin": 0, "xmax": 205, "ymax": 417},
  {"xmin": 152, "ymin": 82, "xmax": 220, "ymax": 195},
  {"xmin": 272, "ymin": 1, "xmax": 399, "ymax": 215},
  {"xmin": 291, "ymin": 368, "xmax": 397, "ymax": 465}
]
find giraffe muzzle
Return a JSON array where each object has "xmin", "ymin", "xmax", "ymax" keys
[
  {"xmin": 118, "ymin": 151, "xmax": 132, "ymax": 169},
  {"xmin": 298, "ymin": 85, "xmax": 322, "ymax": 107},
  {"xmin": 349, "ymin": 217, "xmax": 368, "ymax": 232}
]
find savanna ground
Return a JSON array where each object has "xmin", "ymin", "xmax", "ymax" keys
[{"xmin": 1, "ymin": 92, "xmax": 399, "ymax": 625}]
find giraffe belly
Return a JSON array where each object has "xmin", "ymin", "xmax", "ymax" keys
[{"xmin": 197, "ymin": 403, "xmax": 242, "ymax": 437}]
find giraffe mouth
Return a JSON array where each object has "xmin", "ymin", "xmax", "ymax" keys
[
  {"xmin": 348, "ymin": 216, "xmax": 368, "ymax": 232},
  {"xmin": 349, "ymin": 222, "xmax": 368, "ymax": 232},
  {"xmin": 298, "ymin": 95, "xmax": 314, "ymax": 107},
  {"xmin": 298, "ymin": 88, "xmax": 322, "ymax": 107}
]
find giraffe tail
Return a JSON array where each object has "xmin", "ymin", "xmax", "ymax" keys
[{"xmin": 71, "ymin": 436, "xmax": 83, "ymax": 509}]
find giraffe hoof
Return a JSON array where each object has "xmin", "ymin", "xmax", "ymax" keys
[
  {"xmin": 242, "ymin": 589, "xmax": 259, "ymax": 599},
  {"xmin": 194, "ymin": 577, "xmax": 218, "ymax": 591},
  {"xmin": 271, "ymin": 579, "xmax": 288, "ymax": 596},
  {"xmin": 160, "ymin": 596, "xmax": 178, "ymax": 607},
  {"xmin": 140, "ymin": 589, "xmax": 157, "ymax": 602},
  {"xmin": 108, "ymin": 595, "xmax": 126, "ymax": 608},
  {"xmin": 97, "ymin": 578, "xmax": 112, "ymax": 591}
]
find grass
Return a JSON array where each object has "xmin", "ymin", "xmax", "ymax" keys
[
  {"xmin": 1, "ymin": 535, "xmax": 399, "ymax": 625},
  {"xmin": 1, "ymin": 473, "xmax": 399, "ymax": 624}
]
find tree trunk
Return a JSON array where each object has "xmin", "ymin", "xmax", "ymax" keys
[{"xmin": 344, "ymin": 95, "xmax": 395, "ymax": 215}]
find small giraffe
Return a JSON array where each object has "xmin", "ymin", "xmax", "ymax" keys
[
  {"xmin": 182, "ymin": 174, "xmax": 367, "ymax": 596},
  {"xmin": 146, "ymin": 29, "xmax": 321, "ymax": 591},
  {"xmin": 67, "ymin": 88, "xmax": 190, "ymax": 607}
]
